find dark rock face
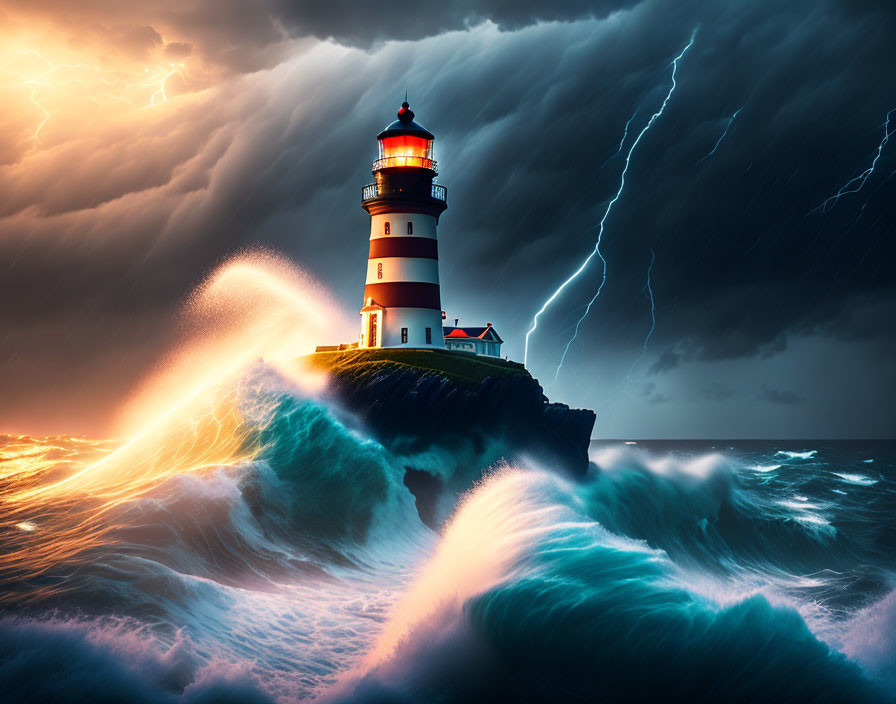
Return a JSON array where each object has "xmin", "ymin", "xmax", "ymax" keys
[
  {"xmin": 402, "ymin": 468, "xmax": 444, "ymax": 530},
  {"xmin": 322, "ymin": 362, "xmax": 595, "ymax": 478}
]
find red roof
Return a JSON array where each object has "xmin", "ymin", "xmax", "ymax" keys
[
  {"xmin": 443, "ymin": 326, "xmax": 503, "ymax": 343},
  {"xmin": 445, "ymin": 328, "xmax": 472, "ymax": 338}
]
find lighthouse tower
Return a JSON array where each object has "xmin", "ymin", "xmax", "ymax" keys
[{"xmin": 358, "ymin": 100, "xmax": 448, "ymax": 349}]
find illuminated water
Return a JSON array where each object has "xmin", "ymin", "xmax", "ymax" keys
[{"xmin": 1, "ymin": 369, "xmax": 893, "ymax": 703}]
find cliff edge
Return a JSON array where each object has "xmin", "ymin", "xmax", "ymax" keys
[{"xmin": 301, "ymin": 349, "xmax": 595, "ymax": 478}]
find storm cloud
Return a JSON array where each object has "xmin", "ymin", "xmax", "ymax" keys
[
  {"xmin": 1, "ymin": 0, "xmax": 894, "ymax": 436},
  {"xmin": 760, "ymin": 387, "xmax": 806, "ymax": 406}
]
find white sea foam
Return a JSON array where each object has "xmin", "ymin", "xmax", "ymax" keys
[
  {"xmin": 775, "ymin": 450, "xmax": 817, "ymax": 460},
  {"xmin": 751, "ymin": 464, "xmax": 781, "ymax": 473},
  {"xmin": 840, "ymin": 588, "xmax": 896, "ymax": 687},
  {"xmin": 793, "ymin": 513, "xmax": 835, "ymax": 532},
  {"xmin": 778, "ymin": 499, "xmax": 822, "ymax": 511},
  {"xmin": 833, "ymin": 472, "xmax": 878, "ymax": 486}
]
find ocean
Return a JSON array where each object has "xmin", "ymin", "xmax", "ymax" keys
[{"xmin": 0, "ymin": 370, "xmax": 893, "ymax": 702}]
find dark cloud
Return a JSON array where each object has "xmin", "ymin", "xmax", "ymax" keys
[
  {"xmin": 649, "ymin": 348, "xmax": 680, "ymax": 375},
  {"xmin": 268, "ymin": 0, "xmax": 643, "ymax": 47},
  {"xmin": 759, "ymin": 386, "xmax": 806, "ymax": 406},
  {"xmin": 697, "ymin": 382, "xmax": 736, "ymax": 403},
  {"xmin": 6, "ymin": 0, "xmax": 642, "ymax": 72}
]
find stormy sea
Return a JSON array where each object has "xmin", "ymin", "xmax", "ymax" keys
[{"xmin": 0, "ymin": 365, "xmax": 893, "ymax": 704}]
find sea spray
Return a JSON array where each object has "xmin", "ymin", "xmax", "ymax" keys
[{"xmin": 335, "ymin": 467, "xmax": 888, "ymax": 703}]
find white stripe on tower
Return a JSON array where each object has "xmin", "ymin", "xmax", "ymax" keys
[
  {"xmin": 369, "ymin": 213, "xmax": 437, "ymax": 239},
  {"xmin": 366, "ymin": 256, "xmax": 440, "ymax": 284}
]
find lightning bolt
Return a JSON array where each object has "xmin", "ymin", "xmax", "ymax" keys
[
  {"xmin": 810, "ymin": 106, "xmax": 896, "ymax": 214},
  {"xmin": 533, "ymin": 28, "xmax": 696, "ymax": 378},
  {"xmin": 26, "ymin": 88, "xmax": 51, "ymax": 151},
  {"xmin": 698, "ymin": 106, "xmax": 743, "ymax": 163},
  {"xmin": 620, "ymin": 247, "xmax": 656, "ymax": 392},
  {"xmin": 601, "ymin": 109, "xmax": 638, "ymax": 168},
  {"xmin": 0, "ymin": 49, "xmax": 189, "ymax": 154},
  {"xmin": 145, "ymin": 65, "xmax": 184, "ymax": 108},
  {"xmin": 1, "ymin": 51, "xmax": 93, "ymax": 151}
]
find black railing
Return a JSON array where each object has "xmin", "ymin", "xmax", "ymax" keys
[
  {"xmin": 372, "ymin": 156, "xmax": 438, "ymax": 174},
  {"xmin": 361, "ymin": 183, "xmax": 448, "ymax": 203}
]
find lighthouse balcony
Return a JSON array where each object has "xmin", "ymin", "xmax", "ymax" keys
[
  {"xmin": 362, "ymin": 182, "xmax": 448, "ymax": 203},
  {"xmin": 372, "ymin": 156, "xmax": 438, "ymax": 173}
]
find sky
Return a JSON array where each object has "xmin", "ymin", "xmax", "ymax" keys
[{"xmin": 1, "ymin": 0, "xmax": 895, "ymax": 438}]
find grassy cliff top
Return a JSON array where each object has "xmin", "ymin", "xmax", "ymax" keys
[{"xmin": 302, "ymin": 348, "xmax": 529, "ymax": 384}]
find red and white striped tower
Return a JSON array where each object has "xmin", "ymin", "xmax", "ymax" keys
[{"xmin": 358, "ymin": 100, "xmax": 448, "ymax": 349}]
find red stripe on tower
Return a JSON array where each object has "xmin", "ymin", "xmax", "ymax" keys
[
  {"xmin": 363, "ymin": 282, "xmax": 441, "ymax": 310},
  {"xmin": 368, "ymin": 237, "xmax": 439, "ymax": 260}
]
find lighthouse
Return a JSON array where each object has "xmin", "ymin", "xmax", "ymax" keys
[{"xmin": 358, "ymin": 100, "xmax": 448, "ymax": 349}]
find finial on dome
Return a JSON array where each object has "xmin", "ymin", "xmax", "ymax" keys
[{"xmin": 397, "ymin": 99, "xmax": 414, "ymax": 123}]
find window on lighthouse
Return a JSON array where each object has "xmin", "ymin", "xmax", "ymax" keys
[
  {"xmin": 425, "ymin": 327, "xmax": 432, "ymax": 345},
  {"xmin": 401, "ymin": 328, "xmax": 408, "ymax": 343},
  {"xmin": 378, "ymin": 136, "xmax": 433, "ymax": 168},
  {"xmin": 377, "ymin": 262, "xmax": 383, "ymax": 279},
  {"xmin": 384, "ymin": 221, "xmax": 390, "ymax": 235},
  {"xmin": 407, "ymin": 221, "xmax": 413, "ymax": 235}
]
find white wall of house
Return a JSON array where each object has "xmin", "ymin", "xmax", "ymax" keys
[{"xmin": 445, "ymin": 338, "xmax": 502, "ymax": 357}]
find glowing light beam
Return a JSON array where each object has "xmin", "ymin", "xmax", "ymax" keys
[
  {"xmin": 810, "ymin": 106, "xmax": 896, "ymax": 214},
  {"xmin": 698, "ymin": 106, "xmax": 743, "ymax": 163},
  {"xmin": 531, "ymin": 29, "xmax": 696, "ymax": 377}
]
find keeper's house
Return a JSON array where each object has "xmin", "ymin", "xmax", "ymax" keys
[{"xmin": 443, "ymin": 323, "xmax": 503, "ymax": 358}]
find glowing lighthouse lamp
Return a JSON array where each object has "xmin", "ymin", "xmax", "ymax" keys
[{"xmin": 358, "ymin": 100, "xmax": 448, "ymax": 349}]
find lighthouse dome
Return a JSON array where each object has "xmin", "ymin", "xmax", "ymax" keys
[{"xmin": 377, "ymin": 101, "xmax": 435, "ymax": 140}]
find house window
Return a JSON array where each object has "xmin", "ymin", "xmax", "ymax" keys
[
  {"xmin": 407, "ymin": 221, "xmax": 413, "ymax": 235},
  {"xmin": 425, "ymin": 327, "xmax": 432, "ymax": 344},
  {"xmin": 384, "ymin": 221, "xmax": 391, "ymax": 235},
  {"xmin": 377, "ymin": 262, "xmax": 383, "ymax": 279},
  {"xmin": 401, "ymin": 327, "xmax": 408, "ymax": 343}
]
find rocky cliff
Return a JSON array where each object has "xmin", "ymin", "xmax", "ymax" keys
[{"xmin": 303, "ymin": 349, "xmax": 595, "ymax": 478}]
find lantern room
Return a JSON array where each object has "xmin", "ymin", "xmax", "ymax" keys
[{"xmin": 374, "ymin": 101, "xmax": 437, "ymax": 173}]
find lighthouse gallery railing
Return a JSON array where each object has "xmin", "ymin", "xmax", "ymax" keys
[
  {"xmin": 372, "ymin": 156, "xmax": 438, "ymax": 173},
  {"xmin": 362, "ymin": 183, "xmax": 447, "ymax": 203}
]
